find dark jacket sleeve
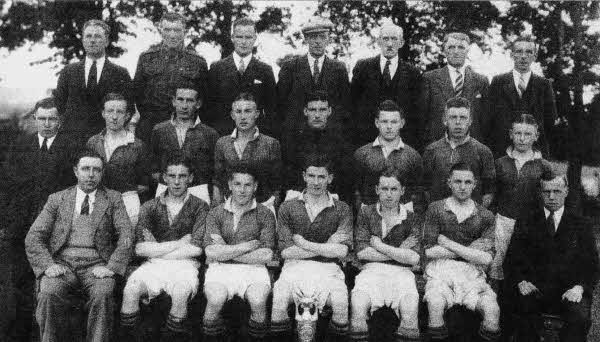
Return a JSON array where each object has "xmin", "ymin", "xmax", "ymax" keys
[
  {"xmin": 276, "ymin": 61, "xmax": 293, "ymax": 127},
  {"xmin": 503, "ymin": 216, "xmax": 533, "ymax": 285},
  {"xmin": 573, "ymin": 216, "xmax": 600, "ymax": 294},
  {"xmin": 261, "ymin": 65, "xmax": 278, "ymax": 137}
]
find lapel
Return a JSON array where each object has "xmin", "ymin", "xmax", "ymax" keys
[
  {"xmin": 299, "ymin": 55, "xmax": 314, "ymax": 91},
  {"xmin": 502, "ymin": 72, "xmax": 519, "ymax": 106},
  {"xmin": 462, "ymin": 66, "xmax": 475, "ymax": 98},
  {"xmin": 97, "ymin": 60, "xmax": 110, "ymax": 90},
  {"xmin": 553, "ymin": 209, "xmax": 569, "ymax": 238},
  {"xmin": 224, "ymin": 55, "xmax": 241, "ymax": 86},
  {"xmin": 76, "ymin": 61, "xmax": 86, "ymax": 88},
  {"xmin": 90, "ymin": 188, "xmax": 109, "ymax": 230},
  {"xmin": 166, "ymin": 123, "xmax": 182, "ymax": 149},
  {"xmin": 319, "ymin": 56, "xmax": 333, "ymax": 86},
  {"xmin": 391, "ymin": 58, "xmax": 403, "ymax": 83},
  {"xmin": 439, "ymin": 66, "xmax": 455, "ymax": 99},
  {"xmin": 58, "ymin": 187, "xmax": 77, "ymax": 237},
  {"xmin": 243, "ymin": 56, "xmax": 259, "ymax": 81}
]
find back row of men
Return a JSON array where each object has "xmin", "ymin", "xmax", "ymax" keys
[{"xmin": 54, "ymin": 13, "xmax": 557, "ymax": 159}]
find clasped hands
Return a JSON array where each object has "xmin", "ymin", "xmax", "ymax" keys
[
  {"xmin": 517, "ymin": 281, "xmax": 583, "ymax": 303},
  {"xmin": 45, "ymin": 263, "xmax": 114, "ymax": 278}
]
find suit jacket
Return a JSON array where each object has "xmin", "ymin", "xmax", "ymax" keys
[
  {"xmin": 206, "ymin": 55, "xmax": 276, "ymax": 136},
  {"xmin": 485, "ymin": 71, "xmax": 557, "ymax": 158},
  {"xmin": 276, "ymin": 55, "xmax": 350, "ymax": 136},
  {"xmin": 25, "ymin": 186, "xmax": 134, "ymax": 277},
  {"xmin": 351, "ymin": 56, "xmax": 422, "ymax": 148},
  {"xmin": 54, "ymin": 58, "xmax": 133, "ymax": 143},
  {"xmin": 1, "ymin": 132, "xmax": 76, "ymax": 240},
  {"xmin": 504, "ymin": 206, "xmax": 599, "ymax": 295},
  {"xmin": 420, "ymin": 65, "xmax": 488, "ymax": 144}
]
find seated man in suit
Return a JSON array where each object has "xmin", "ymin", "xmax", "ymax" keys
[
  {"xmin": 202, "ymin": 167, "xmax": 276, "ymax": 342},
  {"xmin": 213, "ymin": 92, "xmax": 281, "ymax": 211},
  {"xmin": 54, "ymin": 19, "xmax": 132, "ymax": 145},
  {"xmin": 25, "ymin": 149, "xmax": 134, "ymax": 342},
  {"xmin": 0, "ymin": 97, "xmax": 75, "ymax": 342},
  {"xmin": 422, "ymin": 162, "xmax": 499, "ymax": 342},
  {"xmin": 119, "ymin": 157, "xmax": 209, "ymax": 341},
  {"xmin": 270, "ymin": 154, "xmax": 353, "ymax": 342},
  {"xmin": 354, "ymin": 100, "xmax": 423, "ymax": 211},
  {"xmin": 423, "ymin": 97, "xmax": 495, "ymax": 206},
  {"xmin": 151, "ymin": 83, "xmax": 219, "ymax": 203},
  {"xmin": 504, "ymin": 174, "xmax": 599, "ymax": 342},
  {"xmin": 206, "ymin": 17, "xmax": 276, "ymax": 136},
  {"xmin": 350, "ymin": 170, "xmax": 421, "ymax": 342}
]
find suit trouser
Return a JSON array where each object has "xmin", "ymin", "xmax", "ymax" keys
[
  {"xmin": 36, "ymin": 255, "xmax": 115, "ymax": 342},
  {"xmin": 0, "ymin": 239, "xmax": 35, "ymax": 342}
]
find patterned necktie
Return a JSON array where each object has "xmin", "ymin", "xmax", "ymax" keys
[
  {"xmin": 546, "ymin": 211, "xmax": 555, "ymax": 236},
  {"xmin": 239, "ymin": 58, "xmax": 246, "ymax": 75},
  {"xmin": 454, "ymin": 71, "xmax": 464, "ymax": 97},
  {"xmin": 383, "ymin": 59, "xmax": 392, "ymax": 87},
  {"xmin": 313, "ymin": 58, "xmax": 320, "ymax": 86},
  {"xmin": 518, "ymin": 73, "xmax": 527, "ymax": 97},
  {"xmin": 88, "ymin": 60, "xmax": 98, "ymax": 89},
  {"xmin": 81, "ymin": 194, "xmax": 90, "ymax": 215},
  {"xmin": 41, "ymin": 137, "xmax": 48, "ymax": 153}
]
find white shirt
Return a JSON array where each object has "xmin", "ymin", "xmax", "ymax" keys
[
  {"xmin": 307, "ymin": 54, "xmax": 325, "ymax": 77},
  {"xmin": 85, "ymin": 56, "xmax": 106, "ymax": 85},
  {"xmin": 445, "ymin": 197, "xmax": 476, "ymax": 224},
  {"xmin": 379, "ymin": 54, "xmax": 398, "ymax": 79},
  {"xmin": 376, "ymin": 202, "xmax": 408, "ymax": 238},
  {"xmin": 104, "ymin": 131, "xmax": 135, "ymax": 161},
  {"xmin": 544, "ymin": 206, "xmax": 565, "ymax": 232},
  {"xmin": 512, "ymin": 69, "xmax": 532, "ymax": 92},
  {"xmin": 373, "ymin": 136, "xmax": 405, "ymax": 159},
  {"xmin": 233, "ymin": 52, "xmax": 252, "ymax": 73},
  {"xmin": 448, "ymin": 64, "xmax": 467, "ymax": 89},
  {"xmin": 224, "ymin": 197, "xmax": 258, "ymax": 232},
  {"xmin": 301, "ymin": 192, "xmax": 335, "ymax": 222},
  {"xmin": 38, "ymin": 134, "xmax": 57, "ymax": 149},
  {"xmin": 75, "ymin": 187, "xmax": 97, "ymax": 215}
]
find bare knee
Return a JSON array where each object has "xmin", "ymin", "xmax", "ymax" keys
[
  {"xmin": 123, "ymin": 281, "xmax": 145, "ymax": 303},
  {"xmin": 204, "ymin": 283, "xmax": 228, "ymax": 308},
  {"xmin": 478, "ymin": 297, "xmax": 500, "ymax": 324},
  {"xmin": 271, "ymin": 281, "xmax": 292, "ymax": 319},
  {"xmin": 245, "ymin": 284, "xmax": 270, "ymax": 310},
  {"xmin": 400, "ymin": 292, "xmax": 419, "ymax": 312},
  {"xmin": 328, "ymin": 290, "xmax": 349, "ymax": 321},
  {"xmin": 426, "ymin": 292, "xmax": 447, "ymax": 318}
]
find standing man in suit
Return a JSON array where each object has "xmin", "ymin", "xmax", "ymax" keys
[
  {"xmin": 420, "ymin": 32, "xmax": 489, "ymax": 145},
  {"xmin": 206, "ymin": 18, "xmax": 277, "ymax": 136},
  {"xmin": 351, "ymin": 23, "xmax": 422, "ymax": 148},
  {"xmin": 25, "ymin": 149, "xmax": 134, "ymax": 342},
  {"xmin": 485, "ymin": 36, "xmax": 557, "ymax": 158},
  {"xmin": 0, "ymin": 97, "xmax": 76, "ymax": 342},
  {"xmin": 54, "ymin": 19, "xmax": 133, "ymax": 145},
  {"xmin": 134, "ymin": 12, "xmax": 208, "ymax": 142},
  {"xmin": 276, "ymin": 16, "xmax": 351, "ymax": 137},
  {"xmin": 504, "ymin": 174, "xmax": 599, "ymax": 342}
]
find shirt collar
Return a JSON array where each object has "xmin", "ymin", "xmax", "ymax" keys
[
  {"xmin": 513, "ymin": 69, "xmax": 532, "ymax": 84},
  {"xmin": 76, "ymin": 186, "xmax": 97, "ymax": 203},
  {"xmin": 171, "ymin": 115, "xmax": 200, "ymax": 128},
  {"xmin": 506, "ymin": 146, "xmax": 542, "ymax": 161},
  {"xmin": 230, "ymin": 127, "xmax": 260, "ymax": 140},
  {"xmin": 307, "ymin": 54, "xmax": 325, "ymax": 69},
  {"xmin": 372, "ymin": 136, "xmax": 405, "ymax": 150},
  {"xmin": 444, "ymin": 133, "xmax": 471, "ymax": 148},
  {"xmin": 448, "ymin": 64, "xmax": 467, "ymax": 76},
  {"xmin": 544, "ymin": 205, "xmax": 565, "ymax": 224},
  {"xmin": 379, "ymin": 54, "xmax": 398, "ymax": 69},
  {"xmin": 85, "ymin": 56, "xmax": 106, "ymax": 72},
  {"xmin": 223, "ymin": 197, "xmax": 258, "ymax": 213},
  {"xmin": 101, "ymin": 129, "xmax": 135, "ymax": 142},
  {"xmin": 158, "ymin": 189, "xmax": 190, "ymax": 205},
  {"xmin": 444, "ymin": 197, "xmax": 477, "ymax": 215},
  {"xmin": 38, "ymin": 133, "xmax": 57, "ymax": 148},
  {"xmin": 233, "ymin": 52, "xmax": 252, "ymax": 70},
  {"xmin": 299, "ymin": 191, "xmax": 335, "ymax": 208},
  {"xmin": 376, "ymin": 202, "xmax": 408, "ymax": 221}
]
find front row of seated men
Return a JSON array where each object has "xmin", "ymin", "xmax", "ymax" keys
[{"xmin": 25, "ymin": 148, "xmax": 598, "ymax": 342}]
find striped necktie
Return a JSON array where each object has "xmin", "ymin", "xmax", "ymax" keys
[
  {"xmin": 518, "ymin": 73, "xmax": 527, "ymax": 97},
  {"xmin": 383, "ymin": 59, "xmax": 392, "ymax": 87},
  {"xmin": 454, "ymin": 71, "xmax": 464, "ymax": 97},
  {"xmin": 313, "ymin": 58, "xmax": 320, "ymax": 86},
  {"xmin": 238, "ymin": 58, "xmax": 246, "ymax": 75}
]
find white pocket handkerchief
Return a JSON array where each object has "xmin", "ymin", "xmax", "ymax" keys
[
  {"xmin": 475, "ymin": 93, "xmax": 482, "ymax": 99},
  {"xmin": 254, "ymin": 79, "xmax": 263, "ymax": 84}
]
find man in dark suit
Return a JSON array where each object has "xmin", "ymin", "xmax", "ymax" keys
[
  {"xmin": 485, "ymin": 36, "xmax": 557, "ymax": 158},
  {"xmin": 206, "ymin": 17, "xmax": 276, "ymax": 136},
  {"xmin": 420, "ymin": 32, "xmax": 489, "ymax": 145},
  {"xmin": 276, "ymin": 16, "xmax": 351, "ymax": 137},
  {"xmin": 54, "ymin": 19, "xmax": 132, "ymax": 145},
  {"xmin": 25, "ymin": 149, "xmax": 134, "ymax": 342},
  {"xmin": 0, "ymin": 97, "xmax": 76, "ymax": 342},
  {"xmin": 351, "ymin": 23, "xmax": 422, "ymax": 148},
  {"xmin": 504, "ymin": 174, "xmax": 599, "ymax": 342}
]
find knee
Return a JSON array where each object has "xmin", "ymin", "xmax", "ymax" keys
[
  {"xmin": 204, "ymin": 283, "xmax": 227, "ymax": 308},
  {"xmin": 245, "ymin": 284, "xmax": 270, "ymax": 310},
  {"xmin": 122, "ymin": 281, "xmax": 144, "ymax": 302},
  {"xmin": 90, "ymin": 278, "xmax": 115, "ymax": 300},
  {"xmin": 170, "ymin": 282, "xmax": 193, "ymax": 306},
  {"xmin": 38, "ymin": 277, "xmax": 64, "ymax": 298},
  {"xmin": 400, "ymin": 292, "xmax": 420, "ymax": 312},
  {"xmin": 426, "ymin": 292, "xmax": 447, "ymax": 315},
  {"xmin": 350, "ymin": 291, "xmax": 370, "ymax": 319},
  {"xmin": 480, "ymin": 298, "xmax": 500, "ymax": 322},
  {"xmin": 271, "ymin": 282, "xmax": 291, "ymax": 311},
  {"xmin": 329, "ymin": 290, "xmax": 349, "ymax": 316}
]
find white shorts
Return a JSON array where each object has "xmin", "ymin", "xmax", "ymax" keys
[
  {"xmin": 204, "ymin": 263, "xmax": 270, "ymax": 300},
  {"xmin": 275, "ymin": 260, "xmax": 346, "ymax": 311},
  {"xmin": 122, "ymin": 191, "xmax": 140, "ymax": 226},
  {"xmin": 156, "ymin": 183, "xmax": 210, "ymax": 205},
  {"xmin": 490, "ymin": 214, "xmax": 516, "ymax": 280},
  {"xmin": 424, "ymin": 259, "xmax": 495, "ymax": 311},
  {"xmin": 127, "ymin": 258, "xmax": 200, "ymax": 303},
  {"xmin": 353, "ymin": 262, "xmax": 418, "ymax": 314}
]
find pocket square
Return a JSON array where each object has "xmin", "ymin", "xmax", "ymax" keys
[
  {"xmin": 475, "ymin": 93, "xmax": 482, "ymax": 99},
  {"xmin": 254, "ymin": 79, "xmax": 263, "ymax": 84}
]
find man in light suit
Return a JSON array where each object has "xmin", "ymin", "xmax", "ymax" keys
[
  {"xmin": 351, "ymin": 22, "xmax": 422, "ymax": 148},
  {"xmin": 485, "ymin": 36, "xmax": 557, "ymax": 158},
  {"xmin": 276, "ymin": 16, "xmax": 351, "ymax": 137},
  {"xmin": 420, "ymin": 32, "xmax": 489, "ymax": 145},
  {"xmin": 206, "ymin": 17, "xmax": 277, "ymax": 136},
  {"xmin": 54, "ymin": 19, "xmax": 132, "ymax": 145},
  {"xmin": 25, "ymin": 149, "xmax": 134, "ymax": 342}
]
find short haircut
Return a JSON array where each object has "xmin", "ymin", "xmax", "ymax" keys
[
  {"xmin": 377, "ymin": 99, "xmax": 404, "ymax": 119},
  {"xmin": 511, "ymin": 35, "xmax": 537, "ymax": 51},
  {"xmin": 102, "ymin": 92, "xmax": 128, "ymax": 109},
  {"xmin": 33, "ymin": 97, "xmax": 57, "ymax": 114},
  {"xmin": 378, "ymin": 22, "xmax": 403, "ymax": 39},
  {"xmin": 443, "ymin": 32, "xmax": 470, "ymax": 45},
  {"xmin": 233, "ymin": 92, "xmax": 257, "ymax": 106},
  {"xmin": 303, "ymin": 153, "xmax": 334, "ymax": 174},
  {"xmin": 174, "ymin": 83, "xmax": 200, "ymax": 100},
  {"xmin": 378, "ymin": 168, "xmax": 405, "ymax": 187},
  {"xmin": 540, "ymin": 160, "xmax": 569, "ymax": 188},
  {"xmin": 82, "ymin": 19, "xmax": 110, "ymax": 36},
  {"xmin": 75, "ymin": 149, "xmax": 105, "ymax": 168},
  {"xmin": 448, "ymin": 162, "xmax": 474, "ymax": 178},
  {"xmin": 445, "ymin": 96, "xmax": 471, "ymax": 113},
  {"xmin": 228, "ymin": 164, "xmax": 257, "ymax": 183},
  {"xmin": 160, "ymin": 12, "xmax": 186, "ymax": 26},
  {"xmin": 163, "ymin": 156, "xmax": 193, "ymax": 175},
  {"xmin": 511, "ymin": 113, "xmax": 539, "ymax": 130},
  {"xmin": 304, "ymin": 91, "xmax": 329, "ymax": 107},
  {"xmin": 232, "ymin": 17, "xmax": 256, "ymax": 32}
]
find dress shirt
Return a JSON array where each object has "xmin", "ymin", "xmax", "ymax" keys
[
  {"xmin": 448, "ymin": 64, "xmax": 467, "ymax": 89},
  {"xmin": 75, "ymin": 187, "xmax": 97, "ymax": 215},
  {"xmin": 84, "ymin": 56, "xmax": 106, "ymax": 85},
  {"xmin": 232, "ymin": 52, "xmax": 252, "ymax": 73},
  {"xmin": 307, "ymin": 54, "xmax": 325, "ymax": 77},
  {"xmin": 373, "ymin": 136, "xmax": 405, "ymax": 159},
  {"xmin": 379, "ymin": 54, "xmax": 398, "ymax": 79},
  {"xmin": 512, "ymin": 69, "xmax": 532, "ymax": 92},
  {"xmin": 38, "ymin": 134, "xmax": 57, "ymax": 149},
  {"xmin": 544, "ymin": 205, "xmax": 565, "ymax": 232}
]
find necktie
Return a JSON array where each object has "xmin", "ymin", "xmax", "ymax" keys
[
  {"xmin": 455, "ymin": 71, "xmax": 464, "ymax": 97},
  {"xmin": 238, "ymin": 58, "xmax": 246, "ymax": 75},
  {"xmin": 383, "ymin": 59, "xmax": 392, "ymax": 87},
  {"xmin": 313, "ymin": 58, "xmax": 320, "ymax": 86},
  {"xmin": 81, "ymin": 194, "xmax": 90, "ymax": 215},
  {"xmin": 518, "ymin": 74, "xmax": 527, "ymax": 97},
  {"xmin": 546, "ymin": 211, "xmax": 555, "ymax": 236},
  {"xmin": 41, "ymin": 138, "xmax": 48, "ymax": 153},
  {"xmin": 88, "ymin": 60, "xmax": 98, "ymax": 89}
]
